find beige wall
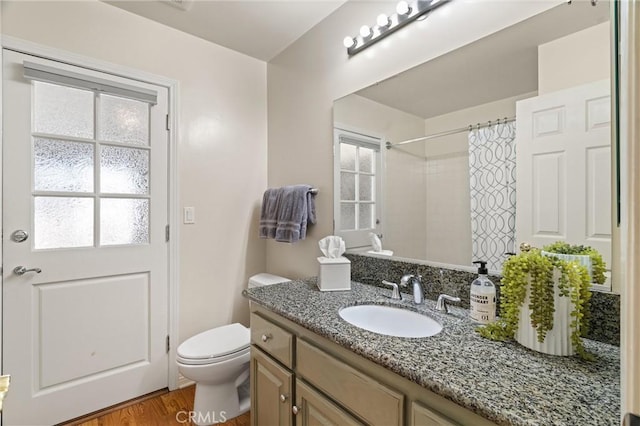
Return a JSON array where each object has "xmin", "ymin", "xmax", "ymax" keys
[
  {"xmin": 266, "ymin": 0, "xmax": 560, "ymax": 278},
  {"xmin": 334, "ymin": 94, "xmax": 427, "ymax": 259},
  {"xmin": 538, "ymin": 21, "xmax": 611, "ymax": 94},
  {"xmin": 1, "ymin": 1, "xmax": 268, "ymax": 342}
]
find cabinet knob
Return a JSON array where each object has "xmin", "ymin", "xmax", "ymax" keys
[
  {"xmin": 292, "ymin": 405, "xmax": 299, "ymax": 415},
  {"xmin": 279, "ymin": 394, "xmax": 288, "ymax": 403},
  {"xmin": 261, "ymin": 334, "xmax": 271, "ymax": 342}
]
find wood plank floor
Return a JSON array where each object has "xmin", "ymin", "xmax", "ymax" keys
[{"xmin": 62, "ymin": 386, "xmax": 250, "ymax": 426}]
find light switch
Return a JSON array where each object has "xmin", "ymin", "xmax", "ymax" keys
[{"xmin": 183, "ymin": 207, "xmax": 195, "ymax": 224}]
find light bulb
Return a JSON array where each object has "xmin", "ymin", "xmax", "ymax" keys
[
  {"xmin": 359, "ymin": 25, "xmax": 372, "ymax": 38},
  {"xmin": 396, "ymin": 1, "xmax": 411, "ymax": 15},
  {"xmin": 377, "ymin": 13, "xmax": 390, "ymax": 28},
  {"xmin": 343, "ymin": 36, "xmax": 355, "ymax": 48}
]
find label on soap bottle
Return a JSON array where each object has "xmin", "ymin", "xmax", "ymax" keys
[{"xmin": 470, "ymin": 287, "xmax": 496, "ymax": 324}]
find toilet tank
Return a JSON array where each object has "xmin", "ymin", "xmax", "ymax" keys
[{"xmin": 248, "ymin": 273, "xmax": 290, "ymax": 289}]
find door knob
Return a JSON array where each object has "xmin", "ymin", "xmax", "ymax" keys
[
  {"xmin": 13, "ymin": 266, "xmax": 42, "ymax": 276},
  {"xmin": 10, "ymin": 230, "xmax": 29, "ymax": 243}
]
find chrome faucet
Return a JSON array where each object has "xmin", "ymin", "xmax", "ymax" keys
[{"xmin": 400, "ymin": 274, "xmax": 424, "ymax": 304}]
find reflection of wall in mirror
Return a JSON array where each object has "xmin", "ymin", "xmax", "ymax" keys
[{"xmin": 337, "ymin": 21, "xmax": 611, "ymax": 268}]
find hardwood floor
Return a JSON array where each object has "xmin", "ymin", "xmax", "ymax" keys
[{"xmin": 62, "ymin": 386, "xmax": 250, "ymax": 426}]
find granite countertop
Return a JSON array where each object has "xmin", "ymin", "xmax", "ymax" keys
[{"xmin": 243, "ymin": 278, "xmax": 620, "ymax": 426}]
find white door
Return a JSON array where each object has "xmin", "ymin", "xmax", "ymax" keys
[
  {"xmin": 2, "ymin": 50, "xmax": 169, "ymax": 425},
  {"xmin": 515, "ymin": 79, "xmax": 612, "ymax": 288}
]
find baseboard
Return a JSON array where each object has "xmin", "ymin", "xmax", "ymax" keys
[{"xmin": 178, "ymin": 373, "xmax": 195, "ymax": 389}]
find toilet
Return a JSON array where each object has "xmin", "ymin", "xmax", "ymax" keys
[{"xmin": 176, "ymin": 273, "xmax": 289, "ymax": 424}]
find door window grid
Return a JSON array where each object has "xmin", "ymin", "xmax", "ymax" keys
[
  {"xmin": 32, "ymin": 81, "xmax": 152, "ymax": 249},
  {"xmin": 339, "ymin": 142, "xmax": 376, "ymax": 231}
]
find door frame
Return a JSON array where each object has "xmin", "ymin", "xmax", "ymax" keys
[{"xmin": 0, "ymin": 36, "xmax": 181, "ymax": 391}]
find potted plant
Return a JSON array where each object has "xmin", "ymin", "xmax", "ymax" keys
[{"xmin": 478, "ymin": 241, "xmax": 606, "ymax": 360}]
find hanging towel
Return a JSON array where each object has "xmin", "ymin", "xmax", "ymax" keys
[{"xmin": 259, "ymin": 184, "xmax": 316, "ymax": 243}]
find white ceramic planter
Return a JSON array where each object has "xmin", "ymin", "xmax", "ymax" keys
[{"xmin": 515, "ymin": 253, "xmax": 591, "ymax": 356}]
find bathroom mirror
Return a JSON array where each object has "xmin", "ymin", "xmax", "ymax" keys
[{"xmin": 333, "ymin": 1, "xmax": 614, "ymax": 279}]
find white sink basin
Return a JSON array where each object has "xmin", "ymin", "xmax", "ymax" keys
[{"xmin": 338, "ymin": 304, "xmax": 442, "ymax": 338}]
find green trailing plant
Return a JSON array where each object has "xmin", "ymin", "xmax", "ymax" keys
[{"xmin": 478, "ymin": 242, "xmax": 602, "ymax": 361}]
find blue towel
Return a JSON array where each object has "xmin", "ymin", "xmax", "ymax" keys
[{"xmin": 259, "ymin": 184, "xmax": 316, "ymax": 243}]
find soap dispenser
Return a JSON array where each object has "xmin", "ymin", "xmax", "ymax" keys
[{"xmin": 470, "ymin": 261, "xmax": 496, "ymax": 324}]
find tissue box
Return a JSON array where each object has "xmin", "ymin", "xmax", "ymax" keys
[{"xmin": 317, "ymin": 256, "xmax": 351, "ymax": 291}]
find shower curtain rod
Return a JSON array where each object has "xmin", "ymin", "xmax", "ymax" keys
[{"xmin": 386, "ymin": 116, "xmax": 516, "ymax": 149}]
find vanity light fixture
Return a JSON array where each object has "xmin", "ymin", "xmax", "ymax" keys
[{"xmin": 344, "ymin": 0, "xmax": 452, "ymax": 57}]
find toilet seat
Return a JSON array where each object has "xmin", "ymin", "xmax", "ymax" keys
[{"xmin": 177, "ymin": 323, "xmax": 250, "ymax": 365}]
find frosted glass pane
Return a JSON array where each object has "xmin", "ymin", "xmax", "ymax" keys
[
  {"xmin": 34, "ymin": 138, "xmax": 94, "ymax": 192},
  {"xmin": 341, "ymin": 172, "xmax": 355, "ymax": 200},
  {"xmin": 101, "ymin": 146, "xmax": 149, "ymax": 194},
  {"xmin": 101, "ymin": 198, "xmax": 149, "ymax": 245},
  {"xmin": 359, "ymin": 203, "xmax": 374, "ymax": 229},
  {"xmin": 359, "ymin": 175, "xmax": 373, "ymax": 201},
  {"xmin": 98, "ymin": 94, "xmax": 149, "ymax": 145},
  {"xmin": 340, "ymin": 203, "xmax": 355, "ymax": 230},
  {"xmin": 340, "ymin": 144, "xmax": 356, "ymax": 171},
  {"xmin": 359, "ymin": 148, "xmax": 374, "ymax": 173},
  {"xmin": 34, "ymin": 82, "xmax": 94, "ymax": 138},
  {"xmin": 34, "ymin": 197, "xmax": 93, "ymax": 249}
]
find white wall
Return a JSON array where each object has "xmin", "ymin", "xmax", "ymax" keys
[
  {"xmin": 266, "ymin": 0, "xmax": 561, "ymax": 278},
  {"xmin": 1, "ymin": 1, "xmax": 268, "ymax": 343},
  {"xmin": 334, "ymin": 94, "xmax": 427, "ymax": 259},
  {"xmin": 538, "ymin": 21, "xmax": 611, "ymax": 94}
]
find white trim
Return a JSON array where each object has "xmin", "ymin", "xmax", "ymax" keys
[
  {"xmin": 167, "ymin": 81, "xmax": 181, "ymax": 391},
  {"xmin": 0, "ymin": 42, "xmax": 4, "ymax": 397},
  {"xmin": 619, "ymin": 1, "xmax": 640, "ymax": 419},
  {"xmin": 177, "ymin": 374, "xmax": 195, "ymax": 390},
  {"xmin": 0, "ymin": 36, "xmax": 181, "ymax": 391}
]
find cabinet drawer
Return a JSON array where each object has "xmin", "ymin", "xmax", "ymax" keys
[
  {"xmin": 297, "ymin": 339, "xmax": 403, "ymax": 426},
  {"xmin": 411, "ymin": 402, "xmax": 458, "ymax": 426},
  {"xmin": 251, "ymin": 313, "xmax": 294, "ymax": 368}
]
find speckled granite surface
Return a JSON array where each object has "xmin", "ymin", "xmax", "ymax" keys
[
  {"xmin": 244, "ymin": 278, "xmax": 620, "ymax": 426},
  {"xmin": 346, "ymin": 252, "xmax": 621, "ymax": 346}
]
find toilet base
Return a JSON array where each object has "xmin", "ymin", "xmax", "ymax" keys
[{"xmin": 191, "ymin": 378, "xmax": 250, "ymax": 426}]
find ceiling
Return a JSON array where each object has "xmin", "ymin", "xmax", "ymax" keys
[
  {"xmin": 355, "ymin": 1, "xmax": 611, "ymax": 119},
  {"xmin": 104, "ymin": 0, "xmax": 347, "ymax": 61}
]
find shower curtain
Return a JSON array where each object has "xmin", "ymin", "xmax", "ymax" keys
[{"xmin": 468, "ymin": 121, "xmax": 516, "ymax": 272}]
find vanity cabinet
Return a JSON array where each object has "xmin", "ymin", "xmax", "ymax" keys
[{"xmin": 250, "ymin": 307, "xmax": 495, "ymax": 426}]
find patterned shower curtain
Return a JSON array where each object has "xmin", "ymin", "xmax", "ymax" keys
[{"xmin": 468, "ymin": 121, "xmax": 516, "ymax": 272}]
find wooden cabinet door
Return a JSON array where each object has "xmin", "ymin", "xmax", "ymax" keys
[
  {"xmin": 251, "ymin": 347, "xmax": 293, "ymax": 426},
  {"xmin": 294, "ymin": 379, "xmax": 363, "ymax": 426}
]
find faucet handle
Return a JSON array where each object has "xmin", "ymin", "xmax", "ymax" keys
[
  {"xmin": 435, "ymin": 294, "xmax": 461, "ymax": 313},
  {"xmin": 381, "ymin": 280, "xmax": 401, "ymax": 300}
]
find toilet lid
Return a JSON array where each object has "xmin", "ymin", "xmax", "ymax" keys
[{"xmin": 177, "ymin": 323, "xmax": 250, "ymax": 360}]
